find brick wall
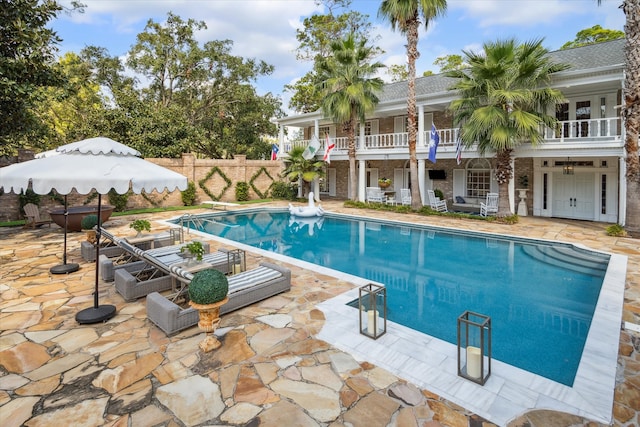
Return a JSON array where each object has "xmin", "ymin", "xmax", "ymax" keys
[{"xmin": 0, "ymin": 152, "xmax": 284, "ymax": 221}]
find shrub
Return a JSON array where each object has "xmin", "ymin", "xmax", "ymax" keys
[
  {"xmin": 19, "ymin": 189, "xmax": 41, "ymax": 212},
  {"xmin": 81, "ymin": 214, "xmax": 99, "ymax": 230},
  {"xmin": 434, "ymin": 189, "xmax": 444, "ymax": 200},
  {"xmin": 236, "ymin": 181, "xmax": 250, "ymax": 202},
  {"xmin": 271, "ymin": 181, "xmax": 297, "ymax": 200},
  {"xmin": 606, "ymin": 224, "xmax": 626, "ymax": 237},
  {"xmin": 181, "ymin": 181, "xmax": 197, "ymax": 206},
  {"xmin": 108, "ymin": 189, "xmax": 129, "ymax": 211},
  {"xmin": 189, "ymin": 269, "xmax": 229, "ymax": 305}
]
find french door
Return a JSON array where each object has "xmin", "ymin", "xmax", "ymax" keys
[{"xmin": 552, "ymin": 173, "xmax": 595, "ymax": 220}]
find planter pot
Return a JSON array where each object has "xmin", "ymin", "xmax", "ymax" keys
[
  {"xmin": 379, "ymin": 182, "xmax": 391, "ymax": 189},
  {"xmin": 190, "ymin": 297, "xmax": 229, "ymax": 352},
  {"xmin": 49, "ymin": 205, "xmax": 115, "ymax": 232}
]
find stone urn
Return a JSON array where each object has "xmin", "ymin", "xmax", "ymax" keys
[{"xmin": 188, "ymin": 269, "xmax": 229, "ymax": 352}]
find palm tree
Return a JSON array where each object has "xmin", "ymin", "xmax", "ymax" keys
[
  {"xmin": 600, "ymin": 0, "xmax": 639, "ymax": 232},
  {"xmin": 281, "ymin": 146, "xmax": 326, "ymax": 198},
  {"xmin": 447, "ymin": 38, "xmax": 569, "ymax": 216},
  {"xmin": 317, "ymin": 33, "xmax": 385, "ymax": 201},
  {"xmin": 378, "ymin": 0, "xmax": 447, "ymax": 209}
]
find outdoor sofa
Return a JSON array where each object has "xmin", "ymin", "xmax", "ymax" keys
[{"xmin": 146, "ymin": 261, "xmax": 291, "ymax": 335}]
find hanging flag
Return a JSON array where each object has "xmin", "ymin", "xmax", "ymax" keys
[
  {"xmin": 323, "ymin": 133, "xmax": 335, "ymax": 164},
  {"xmin": 428, "ymin": 124, "xmax": 440, "ymax": 163},
  {"xmin": 271, "ymin": 144, "xmax": 279, "ymax": 160},
  {"xmin": 302, "ymin": 134, "xmax": 321, "ymax": 160},
  {"xmin": 455, "ymin": 135, "xmax": 462, "ymax": 165}
]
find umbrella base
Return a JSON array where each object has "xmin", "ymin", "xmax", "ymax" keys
[
  {"xmin": 76, "ymin": 305, "xmax": 116, "ymax": 324},
  {"xmin": 50, "ymin": 263, "xmax": 80, "ymax": 274}
]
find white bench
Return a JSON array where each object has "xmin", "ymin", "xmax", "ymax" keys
[{"xmin": 201, "ymin": 201, "xmax": 240, "ymax": 210}]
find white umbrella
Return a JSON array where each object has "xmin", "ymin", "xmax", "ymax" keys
[{"xmin": 0, "ymin": 137, "xmax": 188, "ymax": 323}]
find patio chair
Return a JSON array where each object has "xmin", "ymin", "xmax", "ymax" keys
[
  {"xmin": 23, "ymin": 203, "xmax": 52, "ymax": 229},
  {"xmin": 146, "ymin": 262, "xmax": 291, "ymax": 335},
  {"xmin": 427, "ymin": 190, "xmax": 448, "ymax": 212},
  {"xmin": 366, "ymin": 187, "xmax": 386, "ymax": 204},
  {"xmin": 400, "ymin": 189, "xmax": 412, "ymax": 206},
  {"xmin": 480, "ymin": 193, "xmax": 499, "ymax": 217}
]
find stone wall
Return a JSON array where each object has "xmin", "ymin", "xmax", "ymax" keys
[{"xmin": 0, "ymin": 152, "xmax": 284, "ymax": 222}]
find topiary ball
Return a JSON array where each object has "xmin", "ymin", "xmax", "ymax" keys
[
  {"xmin": 81, "ymin": 214, "xmax": 99, "ymax": 230},
  {"xmin": 188, "ymin": 269, "xmax": 229, "ymax": 305}
]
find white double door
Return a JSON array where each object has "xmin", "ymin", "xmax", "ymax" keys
[{"xmin": 552, "ymin": 172, "xmax": 595, "ymax": 220}]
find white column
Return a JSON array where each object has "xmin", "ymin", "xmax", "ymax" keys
[
  {"xmin": 418, "ymin": 159, "xmax": 426, "ymax": 206},
  {"xmin": 619, "ymin": 156, "xmax": 627, "ymax": 226},
  {"xmin": 278, "ymin": 124, "xmax": 284, "ymax": 151},
  {"xmin": 358, "ymin": 159, "xmax": 366, "ymax": 202},
  {"xmin": 418, "ymin": 105, "xmax": 425, "ymax": 147},
  {"xmin": 508, "ymin": 158, "xmax": 515, "ymax": 213},
  {"xmin": 314, "ymin": 119, "xmax": 319, "ymax": 138}
]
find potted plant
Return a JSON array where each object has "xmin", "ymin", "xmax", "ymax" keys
[
  {"xmin": 378, "ymin": 178, "xmax": 392, "ymax": 189},
  {"xmin": 188, "ymin": 269, "xmax": 229, "ymax": 352},
  {"xmin": 181, "ymin": 241, "xmax": 205, "ymax": 263},
  {"xmin": 81, "ymin": 214, "xmax": 99, "ymax": 243},
  {"xmin": 130, "ymin": 219, "xmax": 151, "ymax": 237}
]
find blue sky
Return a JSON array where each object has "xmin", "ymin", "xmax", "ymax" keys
[{"xmin": 51, "ymin": 0, "xmax": 625, "ymax": 112}]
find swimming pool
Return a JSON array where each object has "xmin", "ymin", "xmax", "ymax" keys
[{"xmin": 175, "ymin": 209, "xmax": 610, "ymax": 386}]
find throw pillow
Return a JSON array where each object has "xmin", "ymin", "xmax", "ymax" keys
[{"xmin": 455, "ymin": 196, "xmax": 466, "ymax": 203}]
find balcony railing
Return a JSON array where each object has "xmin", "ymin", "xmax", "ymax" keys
[{"xmin": 283, "ymin": 117, "xmax": 621, "ymax": 155}]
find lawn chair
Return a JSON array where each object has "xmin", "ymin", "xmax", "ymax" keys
[
  {"xmin": 427, "ymin": 190, "xmax": 448, "ymax": 212},
  {"xmin": 400, "ymin": 188, "xmax": 412, "ymax": 206},
  {"xmin": 480, "ymin": 193, "xmax": 499, "ymax": 217},
  {"xmin": 23, "ymin": 203, "xmax": 52, "ymax": 229},
  {"xmin": 366, "ymin": 187, "xmax": 386, "ymax": 204}
]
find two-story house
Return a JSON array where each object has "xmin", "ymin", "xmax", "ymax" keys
[{"xmin": 275, "ymin": 39, "xmax": 626, "ymax": 224}]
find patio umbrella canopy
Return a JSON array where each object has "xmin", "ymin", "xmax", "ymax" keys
[{"xmin": 0, "ymin": 137, "xmax": 188, "ymax": 323}]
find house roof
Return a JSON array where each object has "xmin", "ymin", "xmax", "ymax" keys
[{"xmin": 278, "ymin": 39, "xmax": 625, "ymax": 126}]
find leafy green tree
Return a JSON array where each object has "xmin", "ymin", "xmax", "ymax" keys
[
  {"xmin": 387, "ymin": 64, "xmax": 409, "ymax": 82},
  {"xmin": 433, "ymin": 54, "xmax": 467, "ymax": 72},
  {"xmin": 317, "ymin": 33, "xmax": 384, "ymax": 201},
  {"xmin": 285, "ymin": 0, "xmax": 380, "ymax": 113},
  {"xmin": 281, "ymin": 146, "xmax": 326, "ymax": 197},
  {"xmin": 0, "ymin": 0, "xmax": 64, "ymax": 155},
  {"xmin": 561, "ymin": 24, "xmax": 624, "ymax": 49},
  {"xmin": 447, "ymin": 39, "xmax": 569, "ymax": 216},
  {"xmin": 378, "ymin": 0, "xmax": 448, "ymax": 209}
]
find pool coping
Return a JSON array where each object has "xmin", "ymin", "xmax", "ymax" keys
[{"xmin": 163, "ymin": 209, "xmax": 627, "ymax": 425}]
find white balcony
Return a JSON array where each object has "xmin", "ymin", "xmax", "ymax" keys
[{"xmin": 282, "ymin": 117, "xmax": 622, "ymax": 157}]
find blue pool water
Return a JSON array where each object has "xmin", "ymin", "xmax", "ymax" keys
[{"xmin": 176, "ymin": 209, "xmax": 609, "ymax": 386}]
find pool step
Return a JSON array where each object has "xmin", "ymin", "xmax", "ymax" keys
[{"xmin": 521, "ymin": 245, "xmax": 609, "ymax": 276}]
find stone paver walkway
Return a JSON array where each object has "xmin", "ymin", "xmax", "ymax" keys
[{"xmin": 0, "ymin": 201, "xmax": 638, "ymax": 427}]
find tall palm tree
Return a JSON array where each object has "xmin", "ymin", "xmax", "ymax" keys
[
  {"xmin": 447, "ymin": 39, "xmax": 569, "ymax": 216},
  {"xmin": 601, "ymin": 0, "xmax": 639, "ymax": 232},
  {"xmin": 317, "ymin": 33, "xmax": 384, "ymax": 201},
  {"xmin": 378, "ymin": 0, "xmax": 447, "ymax": 209},
  {"xmin": 281, "ymin": 146, "xmax": 326, "ymax": 198}
]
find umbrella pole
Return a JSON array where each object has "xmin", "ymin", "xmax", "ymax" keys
[
  {"xmin": 50, "ymin": 195, "xmax": 79, "ymax": 274},
  {"xmin": 75, "ymin": 193, "xmax": 116, "ymax": 324}
]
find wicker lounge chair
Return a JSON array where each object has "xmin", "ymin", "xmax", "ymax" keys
[{"xmin": 146, "ymin": 262, "xmax": 291, "ymax": 335}]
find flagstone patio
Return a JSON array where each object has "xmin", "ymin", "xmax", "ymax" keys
[{"xmin": 0, "ymin": 201, "xmax": 638, "ymax": 426}]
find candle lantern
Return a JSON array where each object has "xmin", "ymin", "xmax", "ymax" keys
[
  {"xmin": 457, "ymin": 311, "xmax": 491, "ymax": 385},
  {"xmin": 227, "ymin": 249, "xmax": 246, "ymax": 275},
  {"xmin": 169, "ymin": 227, "xmax": 184, "ymax": 245},
  {"xmin": 358, "ymin": 283, "xmax": 387, "ymax": 339}
]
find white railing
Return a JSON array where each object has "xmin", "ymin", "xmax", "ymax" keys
[{"xmin": 282, "ymin": 117, "xmax": 621, "ymax": 155}]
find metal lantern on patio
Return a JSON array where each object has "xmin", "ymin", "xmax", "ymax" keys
[
  {"xmin": 457, "ymin": 310, "xmax": 492, "ymax": 385},
  {"xmin": 359, "ymin": 283, "xmax": 387, "ymax": 339},
  {"xmin": 227, "ymin": 248, "xmax": 246, "ymax": 275}
]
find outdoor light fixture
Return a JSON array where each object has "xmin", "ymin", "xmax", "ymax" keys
[
  {"xmin": 227, "ymin": 248, "xmax": 246, "ymax": 275},
  {"xmin": 359, "ymin": 283, "xmax": 387, "ymax": 339},
  {"xmin": 563, "ymin": 157, "xmax": 575, "ymax": 175},
  {"xmin": 457, "ymin": 311, "xmax": 492, "ymax": 385}
]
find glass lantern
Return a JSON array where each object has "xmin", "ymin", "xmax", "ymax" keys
[
  {"xmin": 358, "ymin": 283, "xmax": 387, "ymax": 339},
  {"xmin": 457, "ymin": 311, "xmax": 491, "ymax": 385},
  {"xmin": 227, "ymin": 249, "xmax": 246, "ymax": 275}
]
